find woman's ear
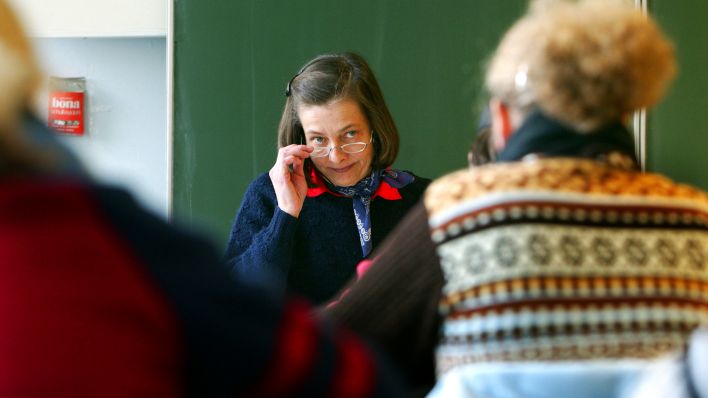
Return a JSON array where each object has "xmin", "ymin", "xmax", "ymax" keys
[{"xmin": 489, "ymin": 98, "xmax": 514, "ymax": 152}]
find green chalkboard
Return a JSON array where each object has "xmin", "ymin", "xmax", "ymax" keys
[
  {"xmin": 648, "ymin": 0, "xmax": 708, "ymax": 191},
  {"xmin": 174, "ymin": 1, "xmax": 708, "ymax": 247},
  {"xmin": 173, "ymin": 0, "xmax": 526, "ymax": 245}
]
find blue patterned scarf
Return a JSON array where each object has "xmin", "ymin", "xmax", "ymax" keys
[{"xmin": 326, "ymin": 169, "xmax": 414, "ymax": 257}]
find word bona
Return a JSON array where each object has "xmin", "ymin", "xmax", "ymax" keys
[{"xmin": 51, "ymin": 97, "xmax": 81, "ymax": 109}]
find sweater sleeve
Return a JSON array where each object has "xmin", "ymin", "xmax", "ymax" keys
[
  {"xmin": 244, "ymin": 297, "xmax": 408, "ymax": 397},
  {"xmin": 223, "ymin": 174, "xmax": 299, "ymax": 290},
  {"xmin": 324, "ymin": 202, "xmax": 444, "ymax": 395},
  {"xmin": 91, "ymin": 184, "xmax": 408, "ymax": 397}
]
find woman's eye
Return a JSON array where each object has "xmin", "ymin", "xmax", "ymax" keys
[
  {"xmin": 345, "ymin": 131, "xmax": 357, "ymax": 139},
  {"xmin": 311, "ymin": 137, "xmax": 325, "ymax": 145}
]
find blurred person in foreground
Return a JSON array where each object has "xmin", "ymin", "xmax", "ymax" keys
[
  {"xmin": 0, "ymin": 1, "xmax": 405, "ymax": 396},
  {"xmin": 326, "ymin": 1, "xmax": 708, "ymax": 397}
]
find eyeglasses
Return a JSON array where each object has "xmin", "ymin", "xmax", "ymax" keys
[{"xmin": 309, "ymin": 135, "xmax": 373, "ymax": 158}]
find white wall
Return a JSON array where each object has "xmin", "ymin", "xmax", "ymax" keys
[
  {"xmin": 9, "ymin": 0, "xmax": 172, "ymax": 218},
  {"xmin": 33, "ymin": 38, "xmax": 169, "ymax": 217},
  {"xmin": 7, "ymin": 0, "xmax": 166, "ymax": 37}
]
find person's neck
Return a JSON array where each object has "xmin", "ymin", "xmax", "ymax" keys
[{"xmin": 497, "ymin": 111, "xmax": 638, "ymax": 167}]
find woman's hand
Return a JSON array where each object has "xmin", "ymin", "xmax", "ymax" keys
[{"xmin": 269, "ymin": 144, "xmax": 313, "ymax": 218}]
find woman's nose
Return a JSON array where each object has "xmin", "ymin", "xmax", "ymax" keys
[{"xmin": 328, "ymin": 145, "xmax": 347, "ymax": 162}]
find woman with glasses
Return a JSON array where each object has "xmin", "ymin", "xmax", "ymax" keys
[{"xmin": 224, "ymin": 52, "xmax": 429, "ymax": 304}]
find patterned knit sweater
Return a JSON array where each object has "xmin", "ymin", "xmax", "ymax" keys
[
  {"xmin": 328, "ymin": 113, "xmax": 708, "ymax": 391},
  {"xmin": 425, "ymin": 157, "xmax": 708, "ymax": 374}
]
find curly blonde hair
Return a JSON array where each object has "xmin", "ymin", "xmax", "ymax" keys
[
  {"xmin": 485, "ymin": 0, "xmax": 677, "ymax": 132},
  {"xmin": 0, "ymin": 0, "xmax": 46, "ymax": 171}
]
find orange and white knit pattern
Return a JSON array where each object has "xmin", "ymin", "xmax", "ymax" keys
[{"xmin": 425, "ymin": 158, "xmax": 708, "ymax": 375}]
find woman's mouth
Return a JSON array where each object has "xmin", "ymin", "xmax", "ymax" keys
[{"xmin": 329, "ymin": 164, "xmax": 354, "ymax": 173}]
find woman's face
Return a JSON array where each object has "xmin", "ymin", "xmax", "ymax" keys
[{"xmin": 298, "ymin": 98, "xmax": 374, "ymax": 187}]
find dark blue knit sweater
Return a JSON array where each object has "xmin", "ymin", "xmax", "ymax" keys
[{"xmin": 225, "ymin": 171, "xmax": 430, "ymax": 304}]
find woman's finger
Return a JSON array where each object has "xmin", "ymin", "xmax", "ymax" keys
[{"xmin": 279, "ymin": 144, "xmax": 313, "ymax": 160}]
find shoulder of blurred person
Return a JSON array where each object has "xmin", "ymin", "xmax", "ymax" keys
[{"xmin": 0, "ymin": 2, "xmax": 408, "ymax": 396}]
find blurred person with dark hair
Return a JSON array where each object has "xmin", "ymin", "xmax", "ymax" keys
[{"xmin": 467, "ymin": 106, "xmax": 496, "ymax": 167}]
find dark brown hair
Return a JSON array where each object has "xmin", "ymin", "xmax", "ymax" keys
[
  {"xmin": 468, "ymin": 128, "xmax": 496, "ymax": 167},
  {"xmin": 278, "ymin": 52, "xmax": 399, "ymax": 184}
]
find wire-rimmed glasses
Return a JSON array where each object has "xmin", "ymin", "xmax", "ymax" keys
[{"xmin": 309, "ymin": 135, "xmax": 373, "ymax": 158}]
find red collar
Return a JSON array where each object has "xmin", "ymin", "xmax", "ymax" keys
[{"xmin": 306, "ymin": 170, "xmax": 402, "ymax": 200}]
